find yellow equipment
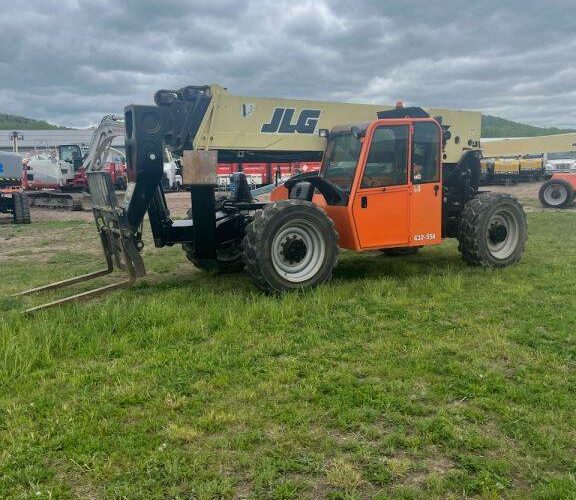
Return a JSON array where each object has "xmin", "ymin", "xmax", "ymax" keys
[
  {"xmin": 481, "ymin": 133, "xmax": 576, "ymax": 157},
  {"xmin": 480, "ymin": 133, "xmax": 576, "ymax": 184},
  {"xmin": 188, "ymin": 85, "xmax": 481, "ymax": 165}
]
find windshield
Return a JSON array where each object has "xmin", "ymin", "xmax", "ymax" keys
[
  {"xmin": 322, "ymin": 134, "xmax": 362, "ymax": 191},
  {"xmin": 59, "ymin": 145, "xmax": 83, "ymax": 169},
  {"xmin": 548, "ymin": 152, "xmax": 576, "ymax": 160}
]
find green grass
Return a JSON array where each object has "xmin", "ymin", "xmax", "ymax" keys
[{"xmin": 0, "ymin": 212, "xmax": 575, "ymax": 498}]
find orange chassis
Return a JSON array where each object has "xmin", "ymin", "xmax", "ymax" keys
[{"xmin": 272, "ymin": 117, "xmax": 444, "ymax": 252}]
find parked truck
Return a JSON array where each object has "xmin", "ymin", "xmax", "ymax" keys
[{"xmin": 0, "ymin": 151, "xmax": 30, "ymax": 224}]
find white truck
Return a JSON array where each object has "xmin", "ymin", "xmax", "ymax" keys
[{"xmin": 544, "ymin": 151, "xmax": 576, "ymax": 176}]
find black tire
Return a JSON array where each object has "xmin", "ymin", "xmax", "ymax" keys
[
  {"xmin": 12, "ymin": 193, "xmax": 31, "ymax": 224},
  {"xmin": 458, "ymin": 193, "xmax": 527, "ymax": 267},
  {"xmin": 243, "ymin": 200, "xmax": 339, "ymax": 293},
  {"xmin": 182, "ymin": 209, "xmax": 244, "ymax": 273},
  {"xmin": 381, "ymin": 247, "xmax": 420, "ymax": 257},
  {"xmin": 538, "ymin": 179, "xmax": 574, "ymax": 208}
]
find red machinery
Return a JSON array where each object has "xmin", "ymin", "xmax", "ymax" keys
[
  {"xmin": 538, "ymin": 173, "xmax": 576, "ymax": 208},
  {"xmin": 24, "ymin": 115, "xmax": 127, "ymax": 210},
  {"xmin": 217, "ymin": 161, "xmax": 321, "ymax": 188}
]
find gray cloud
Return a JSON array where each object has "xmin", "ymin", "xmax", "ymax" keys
[{"xmin": 0, "ymin": 0, "xmax": 574, "ymax": 128}]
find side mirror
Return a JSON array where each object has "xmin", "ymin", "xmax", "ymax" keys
[
  {"xmin": 351, "ymin": 126, "xmax": 361, "ymax": 139},
  {"xmin": 318, "ymin": 128, "xmax": 330, "ymax": 139}
]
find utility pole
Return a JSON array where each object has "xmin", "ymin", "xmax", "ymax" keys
[{"xmin": 9, "ymin": 131, "xmax": 24, "ymax": 153}]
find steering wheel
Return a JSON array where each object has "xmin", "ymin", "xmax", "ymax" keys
[{"xmin": 361, "ymin": 173, "xmax": 379, "ymax": 188}]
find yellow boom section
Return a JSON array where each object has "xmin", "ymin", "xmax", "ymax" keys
[
  {"xmin": 193, "ymin": 85, "xmax": 481, "ymax": 164},
  {"xmin": 481, "ymin": 133, "xmax": 576, "ymax": 157}
]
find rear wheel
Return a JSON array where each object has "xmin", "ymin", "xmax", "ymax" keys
[
  {"xmin": 458, "ymin": 193, "xmax": 527, "ymax": 267},
  {"xmin": 12, "ymin": 193, "xmax": 31, "ymax": 224},
  {"xmin": 538, "ymin": 179, "xmax": 574, "ymax": 208},
  {"xmin": 243, "ymin": 200, "xmax": 339, "ymax": 293}
]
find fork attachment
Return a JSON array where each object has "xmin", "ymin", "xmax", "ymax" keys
[{"xmin": 17, "ymin": 172, "xmax": 146, "ymax": 313}]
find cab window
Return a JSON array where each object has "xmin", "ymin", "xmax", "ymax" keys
[
  {"xmin": 361, "ymin": 125, "xmax": 408, "ymax": 188},
  {"xmin": 322, "ymin": 133, "xmax": 362, "ymax": 192},
  {"xmin": 412, "ymin": 122, "xmax": 440, "ymax": 183},
  {"xmin": 59, "ymin": 145, "xmax": 83, "ymax": 170}
]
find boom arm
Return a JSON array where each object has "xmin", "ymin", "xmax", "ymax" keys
[
  {"xmin": 481, "ymin": 133, "xmax": 576, "ymax": 157},
  {"xmin": 82, "ymin": 114, "xmax": 125, "ymax": 172},
  {"xmin": 155, "ymin": 84, "xmax": 481, "ymax": 165}
]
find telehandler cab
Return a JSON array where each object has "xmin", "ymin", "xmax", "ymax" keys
[{"xmin": 19, "ymin": 85, "xmax": 527, "ymax": 311}]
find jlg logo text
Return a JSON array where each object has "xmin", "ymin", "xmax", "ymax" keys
[{"xmin": 261, "ymin": 108, "xmax": 321, "ymax": 134}]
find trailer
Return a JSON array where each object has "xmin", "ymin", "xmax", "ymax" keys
[
  {"xmin": 479, "ymin": 156, "xmax": 545, "ymax": 185},
  {"xmin": 0, "ymin": 151, "xmax": 31, "ymax": 224}
]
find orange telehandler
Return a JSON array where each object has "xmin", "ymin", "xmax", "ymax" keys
[{"xmin": 19, "ymin": 85, "xmax": 527, "ymax": 311}]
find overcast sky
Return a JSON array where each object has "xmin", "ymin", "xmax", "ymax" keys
[{"xmin": 1, "ymin": 0, "xmax": 574, "ymax": 128}]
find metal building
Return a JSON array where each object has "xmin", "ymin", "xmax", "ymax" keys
[{"xmin": 0, "ymin": 129, "xmax": 124, "ymax": 153}]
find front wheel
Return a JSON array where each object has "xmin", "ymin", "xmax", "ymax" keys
[
  {"xmin": 243, "ymin": 200, "xmax": 339, "ymax": 293},
  {"xmin": 458, "ymin": 193, "xmax": 527, "ymax": 267},
  {"xmin": 538, "ymin": 179, "xmax": 574, "ymax": 208}
]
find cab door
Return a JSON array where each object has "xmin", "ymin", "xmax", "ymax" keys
[
  {"xmin": 352, "ymin": 125, "xmax": 411, "ymax": 249},
  {"xmin": 409, "ymin": 122, "xmax": 443, "ymax": 245}
]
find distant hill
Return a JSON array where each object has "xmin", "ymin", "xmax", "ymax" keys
[
  {"xmin": 482, "ymin": 115, "xmax": 575, "ymax": 138},
  {"xmin": 0, "ymin": 113, "xmax": 69, "ymax": 130}
]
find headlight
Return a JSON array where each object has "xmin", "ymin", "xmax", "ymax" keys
[{"xmin": 545, "ymin": 163, "xmax": 554, "ymax": 170}]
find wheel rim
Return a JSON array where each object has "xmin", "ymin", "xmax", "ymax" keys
[
  {"xmin": 486, "ymin": 208, "xmax": 520, "ymax": 260},
  {"xmin": 271, "ymin": 219, "xmax": 326, "ymax": 283},
  {"xmin": 543, "ymin": 184, "xmax": 568, "ymax": 206}
]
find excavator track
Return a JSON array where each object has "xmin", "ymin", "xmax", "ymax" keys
[{"xmin": 25, "ymin": 191, "xmax": 88, "ymax": 211}]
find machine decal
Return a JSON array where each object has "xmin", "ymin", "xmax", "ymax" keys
[
  {"xmin": 261, "ymin": 108, "xmax": 321, "ymax": 134},
  {"xmin": 414, "ymin": 233, "xmax": 436, "ymax": 241},
  {"xmin": 241, "ymin": 103, "xmax": 256, "ymax": 118}
]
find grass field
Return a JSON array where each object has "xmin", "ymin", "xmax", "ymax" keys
[{"xmin": 1, "ymin": 209, "xmax": 575, "ymax": 499}]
